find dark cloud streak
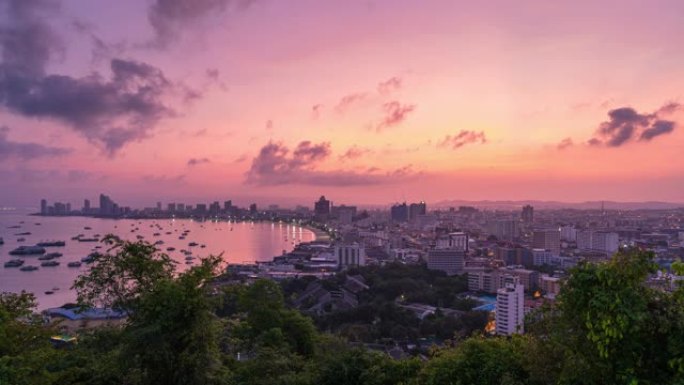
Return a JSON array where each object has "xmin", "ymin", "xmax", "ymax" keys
[{"xmin": 0, "ymin": 125, "xmax": 71, "ymax": 160}]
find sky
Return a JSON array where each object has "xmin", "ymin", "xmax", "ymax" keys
[{"xmin": 1, "ymin": 0, "xmax": 683, "ymax": 208}]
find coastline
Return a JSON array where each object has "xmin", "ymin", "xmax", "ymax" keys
[{"xmin": 302, "ymin": 225, "xmax": 330, "ymax": 242}]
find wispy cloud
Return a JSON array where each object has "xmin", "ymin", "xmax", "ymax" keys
[
  {"xmin": 0, "ymin": 126, "xmax": 71, "ymax": 160},
  {"xmin": 437, "ymin": 130, "xmax": 487, "ymax": 149},
  {"xmin": 187, "ymin": 157, "xmax": 210, "ymax": 166},
  {"xmin": 377, "ymin": 76, "xmax": 402, "ymax": 95},
  {"xmin": 146, "ymin": 0, "xmax": 257, "ymax": 49},
  {"xmin": 376, "ymin": 101, "xmax": 416, "ymax": 131},
  {"xmin": 339, "ymin": 145, "xmax": 372, "ymax": 161},
  {"xmin": 334, "ymin": 92, "xmax": 368, "ymax": 113},
  {"xmin": 556, "ymin": 137, "xmax": 573, "ymax": 150}
]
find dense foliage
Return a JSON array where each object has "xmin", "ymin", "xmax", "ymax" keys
[{"xmin": 0, "ymin": 240, "xmax": 683, "ymax": 385}]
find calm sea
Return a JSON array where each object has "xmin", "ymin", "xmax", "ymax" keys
[{"xmin": 0, "ymin": 210, "xmax": 315, "ymax": 309}]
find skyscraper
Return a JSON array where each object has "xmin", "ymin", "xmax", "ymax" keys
[
  {"xmin": 521, "ymin": 205, "xmax": 534, "ymax": 224},
  {"xmin": 40, "ymin": 199, "xmax": 47, "ymax": 215},
  {"xmin": 99, "ymin": 194, "xmax": 114, "ymax": 216},
  {"xmin": 390, "ymin": 202, "xmax": 409, "ymax": 222},
  {"xmin": 314, "ymin": 196, "xmax": 331, "ymax": 221},
  {"xmin": 409, "ymin": 201, "xmax": 427, "ymax": 220}
]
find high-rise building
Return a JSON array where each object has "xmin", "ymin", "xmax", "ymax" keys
[
  {"xmin": 40, "ymin": 199, "xmax": 47, "ymax": 215},
  {"xmin": 99, "ymin": 194, "xmax": 114, "ymax": 216},
  {"xmin": 209, "ymin": 201, "xmax": 220, "ymax": 214},
  {"xmin": 177, "ymin": 203, "xmax": 185, "ymax": 212},
  {"xmin": 249, "ymin": 203, "xmax": 257, "ymax": 214},
  {"xmin": 167, "ymin": 203, "xmax": 176, "ymax": 212},
  {"xmin": 426, "ymin": 249, "xmax": 465, "ymax": 275},
  {"xmin": 532, "ymin": 229, "xmax": 561, "ymax": 256},
  {"xmin": 521, "ymin": 205, "xmax": 534, "ymax": 224},
  {"xmin": 156, "ymin": 202, "xmax": 162, "ymax": 211},
  {"xmin": 83, "ymin": 199, "xmax": 91, "ymax": 213},
  {"xmin": 496, "ymin": 276, "xmax": 525, "ymax": 335},
  {"xmin": 224, "ymin": 200, "xmax": 232, "ymax": 212},
  {"xmin": 409, "ymin": 201, "xmax": 427, "ymax": 220},
  {"xmin": 487, "ymin": 219, "xmax": 519, "ymax": 241},
  {"xmin": 314, "ymin": 196, "xmax": 331, "ymax": 221},
  {"xmin": 390, "ymin": 202, "xmax": 409, "ymax": 222},
  {"xmin": 196, "ymin": 204, "xmax": 207, "ymax": 214},
  {"xmin": 335, "ymin": 244, "xmax": 366, "ymax": 268},
  {"xmin": 577, "ymin": 231, "xmax": 619, "ymax": 254}
]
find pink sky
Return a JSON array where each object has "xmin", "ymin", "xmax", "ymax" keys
[{"xmin": 1, "ymin": 0, "xmax": 683, "ymax": 207}]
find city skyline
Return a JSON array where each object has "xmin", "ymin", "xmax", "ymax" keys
[{"xmin": 1, "ymin": 0, "xmax": 684, "ymax": 206}]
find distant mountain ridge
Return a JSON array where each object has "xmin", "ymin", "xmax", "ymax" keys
[{"xmin": 430, "ymin": 200, "xmax": 684, "ymax": 210}]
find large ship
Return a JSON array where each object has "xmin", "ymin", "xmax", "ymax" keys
[{"xmin": 9, "ymin": 246, "xmax": 46, "ymax": 255}]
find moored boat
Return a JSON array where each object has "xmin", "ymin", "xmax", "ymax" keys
[
  {"xmin": 19, "ymin": 265, "xmax": 39, "ymax": 272},
  {"xmin": 36, "ymin": 241, "xmax": 66, "ymax": 247},
  {"xmin": 4, "ymin": 259, "xmax": 24, "ymax": 268},
  {"xmin": 9, "ymin": 246, "xmax": 46, "ymax": 255}
]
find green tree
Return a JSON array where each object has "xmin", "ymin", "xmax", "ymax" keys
[
  {"xmin": 72, "ymin": 235, "xmax": 175, "ymax": 313},
  {"xmin": 73, "ymin": 237, "xmax": 230, "ymax": 385},
  {"xmin": 0, "ymin": 291, "xmax": 61, "ymax": 385},
  {"xmin": 527, "ymin": 248, "xmax": 684, "ymax": 384},
  {"xmin": 419, "ymin": 337, "xmax": 528, "ymax": 385}
]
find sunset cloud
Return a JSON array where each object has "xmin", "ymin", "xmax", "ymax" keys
[
  {"xmin": 589, "ymin": 103, "xmax": 681, "ymax": 147},
  {"xmin": 377, "ymin": 76, "xmax": 402, "ymax": 95},
  {"xmin": 0, "ymin": 0, "xmax": 180, "ymax": 155},
  {"xmin": 334, "ymin": 93, "xmax": 368, "ymax": 113},
  {"xmin": 376, "ymin": 101, "xmax": 416, "ymax": 131},
  {"xmin": 557, "ymin": 137, "xmax": 573, "ymax": 150},
  {"xmin": 437, "ymin": 130, "xmax": 487, "ymax": 149},
  {"xmin": 339, "ymin": 146, "xmax": 372, "ymax": 161},
  {"xmin": 0, "ymin": 126, "xmax": 71, "ymax": 160},
  {"xmin": 187, "ymin": 157, "xmax": 210, "ymax": 166},
  {"xmin": 147, "ymin": 0, "xmax": 257, "ymax": 49},
  {"xmin": 245, "ymin": 141, "xmax": 418, "ymax": 186}
]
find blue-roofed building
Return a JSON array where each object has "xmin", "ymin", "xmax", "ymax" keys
[{"xmin": 45, "ymin": 306, "xmax": 127, "ymax": 332}]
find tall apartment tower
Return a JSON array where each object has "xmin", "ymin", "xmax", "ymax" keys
[
  {"xmin": 521, "ymin": 205, "xmax": 534, "ymax": 224},
  {"xmin": 496, "ymin": 276, "xmax": 525, "ymax": 336},
  {"xmin": 314, "ymin": 196, "xmax": 331, "ymax": 221}
]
